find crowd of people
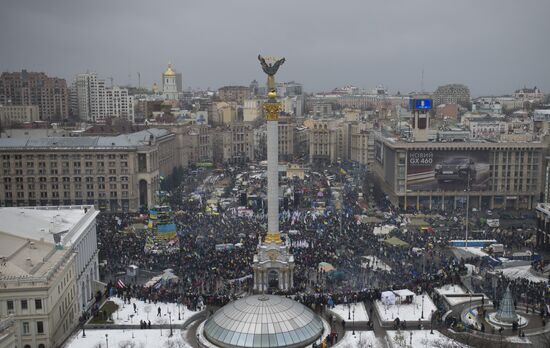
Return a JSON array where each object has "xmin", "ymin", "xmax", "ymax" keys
[{"xmin": 92, "ymin": 162, "xmax": 550, "ymax": 341}]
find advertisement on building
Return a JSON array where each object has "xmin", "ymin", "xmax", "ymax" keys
[{"xmin": 407, "ymin": 150, "xmax": 490, "ymax": 191}]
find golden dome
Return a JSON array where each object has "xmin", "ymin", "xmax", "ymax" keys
[{"xmin": 163, "ymin": 63, "xmax": 176, "ymax": 77}]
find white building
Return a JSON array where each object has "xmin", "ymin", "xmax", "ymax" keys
[
  {"xmin": 0, "ymin": 206, "xmax": 100, "ymax": 316},
  {"xmin": 0, "ymin": 205, "xmax": 100, "ymax": 348},
  {"xmin": 104, "ymin": 87, "xmax": 134, "ymax": 123},
  {"xmin": 72, "ymin": 73, "xmax": 134, "ymax": 123}
]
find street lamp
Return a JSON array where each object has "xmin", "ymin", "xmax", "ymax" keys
[
  {"xmin": 352, "ymin": 304, "xmax": 356, "ymax": 335},
  {"xmin": 105, "ymin": 333, "xmax": 109, "ymax": 348},
  {"xmin": 348, "ymin": 302, "xmax": 351, "ymax": 320},
  {"xmin": 421, "ymin": 295, "xmax": 425, "ymax": 319},
  {"xmin": 178, "ymin": 303, "xmax": 181, "ymax": 321},
  {"xmin": 82, "ymin": 324, "xmax": 86, "ymax": 338},
  {"xmin": 168, "ymin": 310, "xmax": 173, "ymax": 337}
]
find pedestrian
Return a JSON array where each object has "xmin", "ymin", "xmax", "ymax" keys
[{"xmin": 157, "ymin": 307, "xmax": 161, "ymax": 317}]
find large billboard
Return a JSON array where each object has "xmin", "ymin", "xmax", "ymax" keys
[{"xmin": 407, "ymin": 150, "xmax": 490, "ymax": 191}]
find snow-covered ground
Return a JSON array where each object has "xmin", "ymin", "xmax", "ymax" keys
[
  {"xmin": 375, "ymin": 293, "xmax": 437, "ymax": 323},
  {"xmin": 362, "ymin": 255, "xmax": 392, "ymax": 271},
  {"xmin": 335, "ymin": 330, "xmax": 385, "ymax": 347},
  {"xmin": 329, "ymin": 302, "xmax": 369, "ymax": 322},
  {"xmin": 499, "ymin": 265, "xmax": 547, "ymax": 283},
  {"xmin": 65, "ymin": 329, "xmax": 192, "ymax": 348},
  {"xmin": 452, "ymin": 247, "xmax": 488, "ymax": 258},
  {"xmin": 107, "ymin": 297, "xmax": 202, "ymax": 325},
  {"xmin": 386, "ymin": 330, "xmax": 468, "ymax": 348}
]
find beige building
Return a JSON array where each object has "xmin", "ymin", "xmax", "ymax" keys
[
  {"xmin": 308, "ymin": 119, "xmax": 351, "ymax": 164},
  {"xmin": 0, "ymin": 217, "xmax": 78, "ymax": 348},
  {"xmin": 350, "ymin": 122, "xmax": 373, "ymax": 167},
  {"xmin": 212, "ymin": 123, "xmax": 254, "ymax": 164},
  {"xmin": 0, "ymin": 105, "xmax": 39, "ymax": 127},
  {"xmin": 0, "ymin": 129, "xmax": 177, "ymax": 211},
  {"xmin": 243, "ymin": 98, "xmax": 262, "ymax": 123},
  {"xmin": 278, "ymin": 116, "xmax": 295, "ymax": 161}
]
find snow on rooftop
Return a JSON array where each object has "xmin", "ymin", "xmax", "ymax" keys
[{"xmin": 0, "ymin": 207, "xmax": 87, "ymax": 245}]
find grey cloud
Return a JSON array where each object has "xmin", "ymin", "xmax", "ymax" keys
[{"xmin": 1, "ymin": 0, "xmax": 549, "ymax": 96}]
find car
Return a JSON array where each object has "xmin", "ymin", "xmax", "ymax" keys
[{"xmin": 434, "ymin": 157, "xmax": 476, "ymax": 183}]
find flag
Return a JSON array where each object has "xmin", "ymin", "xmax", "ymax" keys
[{"xmin": 116, "ymin": 279, "xmax": 126, "ymax": 289}]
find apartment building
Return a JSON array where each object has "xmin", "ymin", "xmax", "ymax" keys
[
  {"xmin": 71, "ymin": 73, "xmax": 134, "ymax": 123},
  {"xmin": 0, "ymin": 129, "xmax": 176, "ymax": 211},
  {"xmin": 0, "ymin": 70, "xmax": 69, "ymax": 122}
]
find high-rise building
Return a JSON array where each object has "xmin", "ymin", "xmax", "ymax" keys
[
  {"xmin": 0, "ymin": 70, "xmax": 69, "ymax": 122},
  {"xmin": 71, "ymin": 73, "xmax": 134, "ymax": 123}
]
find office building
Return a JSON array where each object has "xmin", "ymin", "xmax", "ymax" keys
[
  {"xmin": 0, "ymin": 129, "xmax": 177, "ymax": 211},
  {"xmin": 372, "ymin": 131, "xmax": 545, "ymax": 210},
  {"xmin": 0, "ymin": 70, "xmax": 69, "ymax": 122}
]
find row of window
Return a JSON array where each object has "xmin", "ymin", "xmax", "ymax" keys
[
  {"xmin": 4, "ymin": 176, "xmax": 129, "ymax": 183},
  {"xmin": 2, "ymin": 154, "xmax": 128, "ymax": 160},
  {"xmin": 6, "ymin": 298, "xmax": 42, "ymax": 312}
]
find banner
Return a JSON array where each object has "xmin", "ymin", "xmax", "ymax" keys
[{"xmin": 407, "ymin": 150, "xmax": 490, "ymax": 191}]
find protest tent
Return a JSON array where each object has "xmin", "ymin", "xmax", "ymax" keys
[
  {"xmin": 384, "ymin": 236, "xmax": 409, "ymax": 248},
  {"xmin": 381, "ymin": 291, "xmax": 396, "ymax": 305}
]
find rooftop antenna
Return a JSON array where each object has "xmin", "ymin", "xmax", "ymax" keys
[
  {"xmin": 109, "ymin": 76, "xmax": 114, "ymax": 88},
  {"xmin": 137, "ymin": 72, "xmax": 141, "ymax": 90},
  {"xmin": 421, "ymin": 68, "xmax": 425, "ymax": 93}
]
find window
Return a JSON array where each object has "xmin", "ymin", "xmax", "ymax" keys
[
  {"xmin": 7, "ymin": 300, "xmax": 13, "ymax": 312},
  {"xmin": 37, "ymin": 321, "xmax": 44, "ymax": 334},
  {"xmin": 21, "ymin": 299, "xmax": 28, "ymax": 310},
  {"xmin": 22, "ymin": 322, "xmax": 30, "ymax": 335}
]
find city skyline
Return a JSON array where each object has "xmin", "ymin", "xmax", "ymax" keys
[{"xmin": 0, "ymin": 0, "xmax": 549, "ymax": 96}]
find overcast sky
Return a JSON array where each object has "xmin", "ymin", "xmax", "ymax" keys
[{"xmin": 1, "ymin": 0, "xmax": 549, "ymax": 96}]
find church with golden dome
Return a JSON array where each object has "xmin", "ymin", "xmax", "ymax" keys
[{"xmin": 162, "ymin": 62, "xmax": 180, "ymax": 100}]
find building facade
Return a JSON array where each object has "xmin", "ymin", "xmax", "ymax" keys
[
  {"xmin": 0, "ymin": 129, "xmax": 176, "ymax": 211},
  {"xmin": 372, "ymin": 131, "xmax": 545, "ymax": 210},
  {"xmin": 72, "ymin": 73, "xmax": 134, "ymax": 123},
  {"xmin": 218, "ymin": 86, "xmax": 250, "ymax": 104},
  {"xmin": 0, "ymin": 208, "xmax": 80, "ymax": 348},
  {"xmin": 0, "ymin": 70, "xmax": 69, "ymax": 122},
  {"xmin": 432, "ymin": 84, "xmax": 471, "ymax": 106},
  {"xmin": 0, "ymin": 105, "xmax": 39, "ymax": 127}
]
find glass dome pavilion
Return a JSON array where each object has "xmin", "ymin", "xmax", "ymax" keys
[{"xmin": 202, "ymin": 295, "xmax": 324, "ymax": 348}]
